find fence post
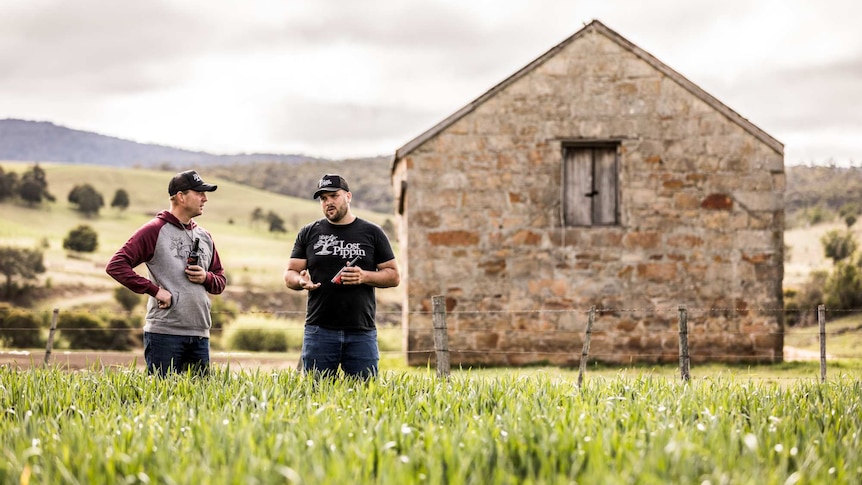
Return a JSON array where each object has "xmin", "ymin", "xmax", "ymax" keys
[
  {"xmin": 577, "ymin": 306, "xmax": 596, "ymax": 389},
  {"xmin": 678, "ymin": 305, "xmax": 690, "ymax": 382},
  {"xmin": 818, "ymin": 304, "xmax": 826, "ymax": 383},
  {"xmin": 431, "ymin": 295, "xmax": 450, "ymax": 378},
  {"xmin": 44, "ymin": 308, "xmax": 59, "ymax": 366}
]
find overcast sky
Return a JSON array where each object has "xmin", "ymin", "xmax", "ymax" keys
[{"xmin": 1, "ymin": 0, "xmax": 860, "ymax": 164}]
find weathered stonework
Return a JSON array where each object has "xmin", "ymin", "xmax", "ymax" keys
[{"xmin": 392, "ymin": 21, "xmax": 785, "ymax": 367}]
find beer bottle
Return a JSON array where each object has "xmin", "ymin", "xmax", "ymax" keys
[
  {"xmin": 332, "ymin": 256, "xmax": 360, "ymax": 284},
  {"xmin": 187, "ymin": 238, "xmax": 200, "ymax": 267}
]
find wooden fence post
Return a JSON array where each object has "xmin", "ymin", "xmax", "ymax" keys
[
  {"xmin": 577, "ymin": 306, "xmax": 596, "ymax": 389},
  {"xmin": 431, "ymin": 295, "xmax": 450, "ymax": 378},
  {"xmin": 818, "ymin": 304, "xmax": 826, "ymax": 383},
  {"xmin": 678, "ymin": 305, "xmax": 690, "ymax": 382},
  {"xmin": 44, "ymin": 308, "xmax": 59, "ymax": 366}
]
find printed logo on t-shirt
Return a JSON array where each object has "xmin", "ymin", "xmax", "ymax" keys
[
  {"xmin": 314, "ymin": 235, "xmax": 365, "ymax": 259},
  {"xmin": 171, "ymin": 236, "xmax": 204, "ymax": 262}
]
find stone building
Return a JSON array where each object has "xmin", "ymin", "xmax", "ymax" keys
[{"xmin": 391, "ymin": 20, "xmax": 785, "ymax": 366}]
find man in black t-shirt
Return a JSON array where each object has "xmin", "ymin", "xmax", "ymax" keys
[{"xmin": 284, "ymin": 174, "xmax": 400, "ymax": 378}]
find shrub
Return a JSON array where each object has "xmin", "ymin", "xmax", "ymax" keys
[
  {"xmin": 821, "ymin": 229, "xmax": 857, "ymax": 264},
  {"xmin": 0, "ymin": 303, "xmax": 44, "ymax": 348},
  {"xmin": 823, "ymin": 261, "xmax": 862, "ymax": 311},
  {"xmin": 106, "ymin": 317, "xmax": 142, "ymax": 350},
  {"xmin": 228, "ymin": 328, "xmax": 288, "ymax": 352},
  {"xmin": 110, "ymin": 189, "xmax": 130, "ymax": 211},
  {"xmin": 0, "ymin": 246, "xmax": 46, "ymax": 301},
  {"xmin": 114, "ymin": 286, "xmax": 143, "ymax": 312},
  {"xmin": 211, "ymin": 295, "xmax": 239, "ymax": 330},
  {"xmin": 57, "ymin": 312, "xmax": 111, "ymax": 349},
  {"xmin": 784, "ymin": 270, "xmax": 827, "ymax": 326},
  {"xmin": 63, "ymin": 225, "xmax": 99, "ymax": 253},
  {"xmin": 267, "ymin": 211, "xmax": 286, "ymax": 233},
  {"xmin": 67, "ymin": 184, "xmax": 104, "ymax": 216},
  {"xmin": 18, "ymin": 163, "xmax": 54, "ymax": 205},
  {"xmin": 802, "ymin": 205, "xmax": 830, "ymax": 225}
]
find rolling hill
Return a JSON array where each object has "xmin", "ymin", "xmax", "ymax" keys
[
  {"xmin": 0, "ymin": 119, "xmax": 315, "ymax": 167},
  {"xmin": 0, "ymin": 119, "xmax": 395, "ymax": 213}
]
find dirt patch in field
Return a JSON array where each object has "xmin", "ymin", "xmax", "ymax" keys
[{"xmin": 783, "ymin": 346, "xmax": 829, "ymax": 361}]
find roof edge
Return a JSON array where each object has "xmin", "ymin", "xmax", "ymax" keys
[{"xmin": 392, "ymin": 19, "xmax": 783, "ymax": 172}]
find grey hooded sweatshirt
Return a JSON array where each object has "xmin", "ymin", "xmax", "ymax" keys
[{"xmin": 106, "ymin": 210, "xmax": 226, "ymax": 337}]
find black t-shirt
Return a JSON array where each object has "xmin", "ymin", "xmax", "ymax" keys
[{"xmin": 290, "ymin": 217, "xmax": 395, "ymax": 330}]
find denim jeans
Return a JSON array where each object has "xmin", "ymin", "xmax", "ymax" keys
[
  {"xmin": 301, "ymin": 325, "xmax": 378, "ymax": 379},
  {"xmin": 143, "ymin": 331, "xmax": 210, "ymax": 377}
]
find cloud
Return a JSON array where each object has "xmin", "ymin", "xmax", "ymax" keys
[
  {"xmin": 766, "ymin": 58, "xmax": 862, "ymax": 130},
  {"xmin": 0, "ymin": 0, "xmax": 216, "ymax": 94},
  {"xmin": 0, "ymin": 0, "xmax": 860, "ymax": 160},
  {"xmin": 265, "ymin": 96, "xmax": 440, "ymax": 157},
  {"xmin": 747, "ymin": 58, "xmax": 862, "ymax": 163}
]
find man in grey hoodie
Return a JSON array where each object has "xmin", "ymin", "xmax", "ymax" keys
[{"xmin": 106, "ymin": 170, "xmax": 226, "ymax": 376}]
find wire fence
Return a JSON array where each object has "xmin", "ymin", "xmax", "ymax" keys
[{"xmin": 0, "ymin": 300, "xmax": 854, "ymax": 383}]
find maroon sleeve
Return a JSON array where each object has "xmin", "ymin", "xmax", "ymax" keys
[
  {"xmin": 105, "ymin": 218, "xmax": 163, "ymax": 296},
  {"xmin": 203, "ymin": 233, "xmax": 226, "ymax": 295}
]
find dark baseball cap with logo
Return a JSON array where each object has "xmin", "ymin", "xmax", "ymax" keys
[
  {"xmin": 313, "ymin": 174, "xmax": 350, "ymax": 199},
  {"xmin": 168, "ymin": 170, "xmax": 218, "ymax": 196}
]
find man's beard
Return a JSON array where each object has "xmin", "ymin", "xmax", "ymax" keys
[{"xmin": 325, "ymin": 204, "xmax": 347, "ymax": 222}]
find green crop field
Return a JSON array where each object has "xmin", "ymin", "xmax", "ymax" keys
[{"xmin": 1, "ymin": 368, "xmax": 860, "ymax": 484}]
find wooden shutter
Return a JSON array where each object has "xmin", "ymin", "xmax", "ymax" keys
[
  {"xmin": 593, "ymin": 147, "xmax": 618, "ymax": 225},
  {"xmin": 563, "ymin": 145, "xmax": 618, "ymax": 226},
  {"xmin": 563, "ymin": 148, "xmax": 593, "ymax": 226}
]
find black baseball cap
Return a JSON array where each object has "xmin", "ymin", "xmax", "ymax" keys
[
  {"xmin": 168, "ymin": 170, "xmax": 218, "ymax": 196},
  {"xmin": 313, "ymin": 174, "xmax": 350, "ymax": 199}
]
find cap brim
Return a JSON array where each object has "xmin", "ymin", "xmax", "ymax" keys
[
  {"xmin": 313, "ymin": 188, "xmax": 339, "ymax": 199},
  {"xmin": 193, "ymin": 184, "xmax": 218, "ymax": 192}
]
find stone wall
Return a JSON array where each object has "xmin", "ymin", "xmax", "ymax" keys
[{"xmin": 393, "ymin": 24, "xmax": 785, "ymax": 366}]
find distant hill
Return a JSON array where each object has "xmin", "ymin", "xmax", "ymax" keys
[
  {"xmin": 0, "ymin": 118, "xmax": 318, "ymax": 167},
  {"xmin": 784, "ymin": 164, "xmax": 862, "ymax": 227},
  {"xmin": 10, "ymin": 118, "xmax": 856, "ymax": 219},
  {"xmin": 0, "ymin": 118, "xmax": 395, "ymax": 213}
]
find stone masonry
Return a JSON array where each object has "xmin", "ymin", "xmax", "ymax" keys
[{"xmin": 391, "ymin": 21, "xmax": 785, "ymax": 366}]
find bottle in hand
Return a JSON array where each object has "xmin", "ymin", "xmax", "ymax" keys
[
  {"xmin": 331, "ymin": 256, "xmax": 360, "ymax": 284},
  {"xmin": 187, "ymin": 238, "xmax": 200, "ymax": 267}
]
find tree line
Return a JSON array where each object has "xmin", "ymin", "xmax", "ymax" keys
[
  {"xmin": 205, "ymin": 156, "xmax": 394, "ymax": 214},
  {"xmin": 0, "ymin": 163, "xmax": 129, "ymax": 216},
  {"xmin": 786, "ymin": 164, "xmax": 862, "ymax": 227},
  {"xmin": 0, "ymin": 163, "xmax": 55, "ymax": 205}
]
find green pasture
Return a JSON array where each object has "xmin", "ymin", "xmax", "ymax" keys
[
  {"xmin": 1, "ymin": 368, "xmax": 860, "ymax": 484},
  {"xmin": 0, "ymin": 161, "xmax": 397, "ymax": 297},
  {"xmin": 784, "ymin": 313, "xmax": 862, "ymax": 359}
]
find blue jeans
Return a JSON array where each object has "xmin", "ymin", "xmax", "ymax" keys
[
  {"xmin": 143, "ymin": 332, "xmax": 210, "ymax": 377},
  {"xmin": 301, "ymin": 326, "xmax": 378, "ymax": 379}
]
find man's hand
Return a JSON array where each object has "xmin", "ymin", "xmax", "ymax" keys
[
  {"xmin": 156, "ymin": 287, "xmax": 172, "ymax": 308},
  {"xmin": 339, "ymin": 266, "xmax": 364, "ymax": 285},
  {"xmin": 185, "ymin": 265, "xmax": 207, "ymax": 284},
  {"xmin": 298, "ymin": 269, "xmax": 321, "ymax": 291}
]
